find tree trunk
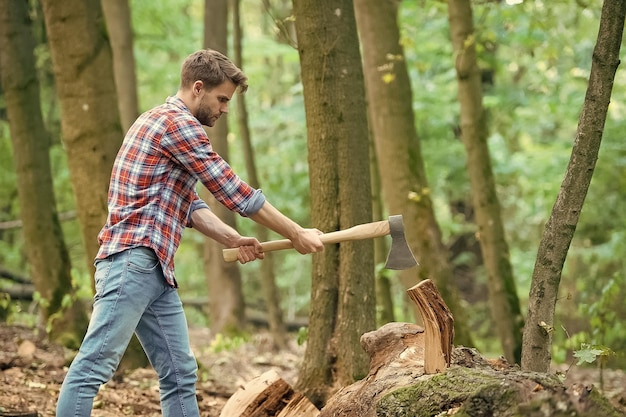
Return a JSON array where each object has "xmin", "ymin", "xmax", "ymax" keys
[
  {"xmin": 232, "ymin": 0, "xmax": 287, "ymax": 349},
  {"xmin": 40, "ymin": 0, "xmax": 123, "ymax": 273},
  {"xmin": 447, "ymin": 0, "xmax": 523, "ymax": 364},
  {"xmin": 200, "ymin": 120, "xmax": 247, "ymax": 335},
  {"xmin": 293, "ymin": 0, "xmax": 376, "ymax": 406},
  {"xmin": 521, "ymin": 0, "xmax": 626, "ymax": 373},
  {"xmin": 0, "ymin": 0, "xmax": 88, "ymax": 348},
  {"xmin": 353, "ymin": 0, "xmax": 473, "ymax": 347},
  {"xmin": 41, "ymin": 0, "xmax": 149, "ymax": 371},
  {"xmin": 101, "ymin": 0, "xmax": 139, "ymax": 133},
  {"xmin": 202, "ymin": 0, "xmax": 247, "ymax": 335},
  {"xmin": 370, "ymin": 138, "xmax": 395, "ymax": 325}
]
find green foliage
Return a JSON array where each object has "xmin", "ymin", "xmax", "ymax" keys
[
  {"xmin": 131, "ymin": 0, "xmax": 204, "ymax": 109},
  {"xmin": 296, "ymin": 326, "xmax": 308, "ymax": 346},
  {"xmin": 0, "ymin": 123, "xmax": 18, "ymax": 224},
  {"xmin": 574, "ymin": 343, "xmax": 614, "ymax": 366},
  {"xmin": 398, "ymin": 0, "xmax": 626, "ymax": 358},
  {"xmin": 208, "ymin": 332, "xmax": 249, "ymax": 353},
  {"xmin": 558, "ymin": 269, "xmax": 626, "ymax": 367},
  {"xmin": 0, "ymin": 293, "xmax": 13, "ymax": 321}
]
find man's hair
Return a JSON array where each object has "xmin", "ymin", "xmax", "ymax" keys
[{"xmin": 180, "ymin": 49, "xmax": 248, "ymax": 93}]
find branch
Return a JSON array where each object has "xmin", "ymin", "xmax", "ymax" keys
[{"xmin": 0, "ymin": 210, "xmax": 76, "ymax": 230}]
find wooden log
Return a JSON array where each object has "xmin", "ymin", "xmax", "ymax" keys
[
  {"xmin": 360, "ymin": 321, "xmax": 424, "ymax": 372},
  {"xmin": 219, "ymin": 369, "xmax": 319, "ymax": 417},
  {"xmin": 276, "ymin": 392, "xmax": 320, "ymax": 417},
  {"xmin": 406, "ymin": 279, "xmax": 454, "ymax": 374}
]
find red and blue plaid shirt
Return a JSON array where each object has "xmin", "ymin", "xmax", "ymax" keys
[{"xmin": 97, "ymin": 96, "xmax": 264, "ymax": 287}]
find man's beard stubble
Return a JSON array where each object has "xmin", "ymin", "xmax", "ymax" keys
[{"xmin": 196, "ymin": 105, "xmax": 216, "ymax": 127}]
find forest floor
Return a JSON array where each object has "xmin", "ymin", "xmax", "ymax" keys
[{"xmin": 0, "ymin": 323, "xmax": 625, "ymax": 417}]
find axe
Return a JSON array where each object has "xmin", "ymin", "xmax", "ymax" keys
[{"xmin": 222, "ymin": 215, "xmax": 418, "ymax": 270}]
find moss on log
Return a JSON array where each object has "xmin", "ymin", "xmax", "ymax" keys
[
  {"xmin": 376, "ymin": 363, "xmax": 622, "ymax": 417},
  {"xmin": 320, "ymin": 326, "xmax": 623, "ymax": 417}
]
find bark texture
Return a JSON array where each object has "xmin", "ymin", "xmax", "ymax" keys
[
  {"xmin": 0, "ymin": 0, "xmax": 88, "ymax": 347},
  {"xmin": 447, "ymin": 0, "xmax": 523, "ymax": 364},
  {"xmin": 370, "ymin": 141, "xmax": 395, "ymax": 325},
  {"xmin": 293, "ymin": 0, "xmax": 375, "ymax": 406},
  {"xmin": 232, "ymin": 0, "xmax": 287, "ymax": 349},
  {"xmin": 41, "ymin": 0, "xmax": 123, "ymax": 272},
  {"xmin": 101, "ymin": 0, "xmax": 139, "ymax": 132},
  {"xmin": 521, "ymin": 0, "xmax": 626, "ymax": 372},
  {"xmin": 202, "ymin": 2, "xmax": 248, "ymax": 335},
  {"xmin": 353, "ymin": 0, "xmax": 473, "ymax": 346}
]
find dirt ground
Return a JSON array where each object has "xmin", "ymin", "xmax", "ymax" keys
[
  {"xmin": 0, "ymin": 324, "xmax": 624, "ymax": 416},
  {"xmin": 0, "ymin": 324, "xmax": 303, "ymax": 417}
]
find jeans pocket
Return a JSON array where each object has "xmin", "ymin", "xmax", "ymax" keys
[
  {"xmin": 94, "ymin": 258, "xmax": 113, "ymax": 300},
  {"xmin": 128, "ymin": 247, "xmax": 160, "ymax": 274}
]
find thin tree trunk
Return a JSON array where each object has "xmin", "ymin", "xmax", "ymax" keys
[
  {"xmin": 353, "ymin": 0, "xmax": 473, "ymax": 347},
  {"xmin": 0, "ymin": 0, "xmax": 88, "ymax": 347},
  {"xmin": 447, "ymin": 0, "xmax": 523, "ymax": 364},
  {"xmin": 231, "ymin": 0, "xmax": 287, "ymax": 349},
  {"xmin": 101, "ymin": 0, "xmax": 139, "ymax": 133},
  {"xmin": 370, "ymin": 135, "xmax": 394, "ymax": 325},
  {"xmin": 202, "ymin": 0, "xmax": 247, "ymax": 335},
  {"xmin": 521, "ymin": 0, "xmax": 626, "ymax": 372},
  {"xmin": 293, "ymin": 0, "xmax": 375, "ymax": 406},
  {"xmin": 40, "ymin": 0, "xmax": 123, "ymax": 274}
]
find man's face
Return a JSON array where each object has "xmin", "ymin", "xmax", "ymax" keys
[{"xmin": 196, "ymin": 80, "xmax": 237, "ymax": 126}]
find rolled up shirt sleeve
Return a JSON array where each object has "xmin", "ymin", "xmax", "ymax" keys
[
  {"xmin": 241, "ymin": 189, "xmax": 265, "ymax": 217},
  {"xmin": 186, "ymin": 194, "xmax": 211, "ymax": 227}
]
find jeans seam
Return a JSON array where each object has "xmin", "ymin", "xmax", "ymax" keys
[
  {"xmin": 75, "ymin": 252, "xmax": 128, "ymax": 415},
  {"xmin": 73, "ymin": 257, "xmax": 116, "ymax": 414},
  {"xmin": 150, "ymin": 298, "xmax": 188, "ymax": 417}
]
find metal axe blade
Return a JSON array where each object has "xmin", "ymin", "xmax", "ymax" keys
[{"xmin": 384, "ymin": 215, "xmax": 418, "ymax": 270}]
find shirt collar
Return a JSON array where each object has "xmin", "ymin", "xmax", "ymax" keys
[{"xmin": 166, "ymin": 95, "xmax": 191, "ymax": 113}]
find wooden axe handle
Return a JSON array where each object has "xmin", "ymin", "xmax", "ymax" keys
[{"xmin": 222, "ymin": 220, "xmax": 390, "ymax": 262}]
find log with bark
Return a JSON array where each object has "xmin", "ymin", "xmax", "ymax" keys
[
  {"xmin": 219, "ymin": 369, "xmax": 319, "ymax": 417},
  {"xmin": 318, "ymin": 279, "xmax": 622, "ymax": 417}
]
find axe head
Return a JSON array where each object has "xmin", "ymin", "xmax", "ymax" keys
[{"xmin": 384, "ymin": 215, "xmax": 418, "ymax": 270}]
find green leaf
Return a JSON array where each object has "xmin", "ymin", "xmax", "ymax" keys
[{"xmin": 573, "ymin": 343, "xmax": 609, "ymax": 365}]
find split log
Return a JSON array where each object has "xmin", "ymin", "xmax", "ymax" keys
[
  {"xmin": 320, "ymin": 278, "xmax": 623, "ymax": 416},
  {"xmin": 406, "ymin": 278, "xmax": 454, "ymax": 374},
  {"xmin": 219, "ymin": 369, "xmax": 319, "ymax": 417}
]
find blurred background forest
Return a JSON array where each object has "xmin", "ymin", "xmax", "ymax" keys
[{"xmin": 0, "ymin": 0, "xmax": 625, "ymax": 372}]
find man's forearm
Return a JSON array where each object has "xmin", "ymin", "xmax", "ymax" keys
[
  {"xmin": 248, "ymin": 201, "xmax": 301, "ymax": 240},
  {"xmin": 249, "ymin": 201, "xmax": 324, "ymax": 255},
  {"xmin": 189, "ymin": 208, "xmax": 240, "ymax": 247}
]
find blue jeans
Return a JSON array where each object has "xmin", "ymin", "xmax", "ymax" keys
[{"xmin": 56, "ymin": 247, "xmax": 199, "ymax": 417}]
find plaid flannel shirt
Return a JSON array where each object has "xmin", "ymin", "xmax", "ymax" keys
[{"xmin": 96, "ymin": 96, "xmax": 265, "ymax": 287}]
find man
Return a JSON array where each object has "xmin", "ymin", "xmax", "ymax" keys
[{"xmin": 56, "ymin": 49, "xmax": 324, "ymax": 417}]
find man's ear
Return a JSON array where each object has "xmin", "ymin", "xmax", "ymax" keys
[{"xmin": 193, "ymin": 80, "xmax": 204, "ymax": 96}]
